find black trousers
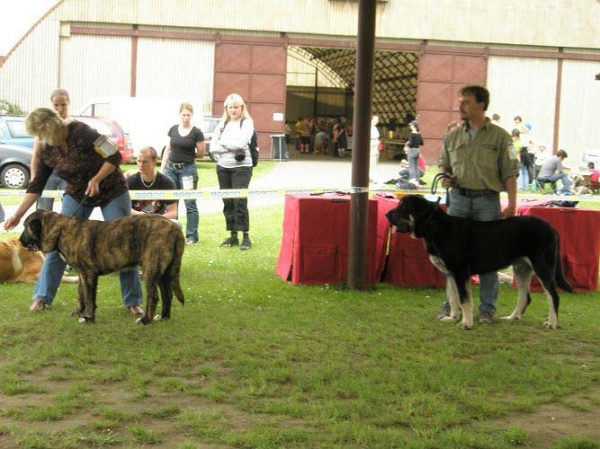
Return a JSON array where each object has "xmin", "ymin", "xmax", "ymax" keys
[{"xmin": 216, "ymin": 165, "xmax": 253, "ymax": 232}]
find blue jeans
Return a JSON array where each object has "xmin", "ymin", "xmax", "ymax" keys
[
  {"xmin": 33, "ymin": 192, "xmax": 143, "ymax": 307},
  {"xmin": 37, "ymin": 172, "xmax": 67, "ymax": 211},
  {"xmin": 164, "ymin": 163, "xmax": 199, "ymax": 242},
  {"xmin": 518, "ymin": 165, "xmax": 530, "ymax": 190},
  {"xmin": 543, "ymin": 172, "xmax": 572, "ymax": 194},
  {"xmin": 443, "ymin": 190, "xmax": 501, "ymax": 315}
]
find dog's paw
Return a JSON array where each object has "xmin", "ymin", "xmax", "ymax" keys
[
  {"xmin": 440, "ymin": 316, "xmax": 459, "ymax": 323},
  {"xmin": 457, "ymin": 321, "xmax": 473, "ymax": 330},
  {"xmin": 136, "ymin": 317, "xmax": 149, "ymax": 325},
  {"xmin": 77, "ymin": 316, "xmax": 95, "ymax": 324},
  {"xmin": 543, "ymin": 319, "xmax": 559, "ymax": 330},
  {"xmin": 500, "ymin": 315, "xmax": 521, "ymax": 322},
  {"xmin": 153, "ymin": 314, "xmax": 170, "ymax": 321}
]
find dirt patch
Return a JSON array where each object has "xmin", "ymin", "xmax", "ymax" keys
[{"xmin": 486, "ymin": 391, "xmax": 600, "ymax": 448}]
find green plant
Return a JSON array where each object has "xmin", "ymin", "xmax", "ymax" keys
[{"xmin": 0, "ymin": 99, "xmax": 26, "ymax": 115}]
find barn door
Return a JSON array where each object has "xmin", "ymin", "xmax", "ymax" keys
[
  {"xmin": 417, "ymin": 50, "xmax": 487, "ymax": 162},
  {"xmin": 213, "ymin": 37, "xmax": 287, "ymax": 160}
]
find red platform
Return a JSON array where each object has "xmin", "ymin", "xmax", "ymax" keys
[
  {"xmin": 516, "ymin": 205, "xmax": 600, "ymax": 292},
  {"xmin": 276, "ymin": 194, "xmax": 381, "ymax": 285},
  {"xmin": 276, "ymin": 194, "xmax": 600, "ymax": 291},
  {"xmin": 374, "ymin": 195, "xmax": 447, "ymax": 287}
]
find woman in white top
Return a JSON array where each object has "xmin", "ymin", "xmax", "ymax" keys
[{"xmin": 210, "ymin": 93, "xmax": 255, "ymax": 250}]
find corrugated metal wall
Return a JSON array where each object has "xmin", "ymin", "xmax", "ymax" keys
[
  {"xmin": 136, "ymin": 37, "xmax": 214, "ymax": 113},
  {"xmin": 53, "ymin": 0, "xmax": 599, "ymax": 50},
  {"xmin": 0, "ymin": 19, "xmax": 61, "ymax": 112},
  {"xmin": 487, "ymin": 56, "xmax": 558, "ymax": 151},
  {"xmin": 559, "ymin": 60, "xmax": 600, "ymax": 168},
  {"xmin": 487, "ymin": 56, "xmax": 600, "ymax": 169},
  {"xmin": 60, "ymin": 34, "xmax": 132, "ymax": 112}
]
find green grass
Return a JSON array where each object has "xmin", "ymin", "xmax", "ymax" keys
[{"xmin": 0, "ymin": 162, "xmax": 599, "ymax": 448}]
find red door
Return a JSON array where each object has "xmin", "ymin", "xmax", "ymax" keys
[
  {"xmin": 417, "ymin": 50, "xmax": 487, "ymax": 163},
  {"xmin": 213, "ymin": 37, "xmax": 287, "ymax": 160}
]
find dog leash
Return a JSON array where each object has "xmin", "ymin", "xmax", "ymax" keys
[
  {"xmin": 67, "ymin": 194, "xmax": 91, "ymax": 219},
  {"xmin": 431, "ymin": 173, "xmax": 451, "ymax": 207}
]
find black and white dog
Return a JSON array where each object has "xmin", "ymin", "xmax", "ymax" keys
[{"xmin": 386, "ymin": 195, "xmax": 572, "ymax": 330}]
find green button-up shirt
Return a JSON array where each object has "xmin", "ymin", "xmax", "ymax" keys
[{"xmin": 439, "ymin": 119, "xmax": 519, "ymax": 192}]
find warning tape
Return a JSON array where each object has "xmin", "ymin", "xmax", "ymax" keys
[{"xmin": 0, "ymin": 187, "xmax": 599, "ymax": 202}]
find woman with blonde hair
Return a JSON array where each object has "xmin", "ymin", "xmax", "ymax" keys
[
  {"xmin": 32, "ymin": 88, "xmax": 71, "ymax": 211},
  {"xmin": 161, "ymin": 102, "xmax": 205, "ymax": 244},
  {"xmin": 210, "ymin": 93, "xmax": 255, "ymax": 250},
  {"xmin": 3, "ymin": 107, "xmax": 144, "ymax": 314}
]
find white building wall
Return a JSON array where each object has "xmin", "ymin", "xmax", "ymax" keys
[
  {"xmin": 135, "ymin": 37, "xmax": 214, "ymax": 113},
  {"xmin": 0, "ymin": 18, "xmax": 61, "ymax": 112},
  {"xmin": 53, "ymin": 0, "xmax": 599, "ymax": 49},
  {"xmin": 559, "ymin": 60, "xmax": 600, "ymax": 169},
  {"xmin": 60, "ymin": 34, "xmax": 132, "ymax": 113},
  {"xmin": 487, "ymin": 56, "xmax": 559, "ymax": 151}
]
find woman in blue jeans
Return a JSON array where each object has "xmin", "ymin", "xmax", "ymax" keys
[
  {"xmin": 3, "ymin": 108, "xmax": 144, "ymax": 314},
  {"xmin": 160, "ymin": 103, "xmax": 205, "ymax": 244}
]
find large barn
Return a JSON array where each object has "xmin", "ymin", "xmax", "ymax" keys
[{"xmin": 1, "ymin": 0, "xmax": 599, "ymax": 164}]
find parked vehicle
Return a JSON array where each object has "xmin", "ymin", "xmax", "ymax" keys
[
  {"xmin": 0, "ymin": 116, "xmax": 34, "ymax": 148},
  {"xmin": 202, "ymin": 116, "xmax": 222, "ymax": 162},
  {"xmin": 0, "ymin": 143, "xmax": 31, "ymax": 189},
  {"xmin": 74, "ymin": 97, "xmax": 212, "ymax": 160},
  {"xmin": 74, "ymin": 116, "xmax": 134, "ymax": 163},
  {"xmin": 0, "ymin": 115, "xmax": 133, "ymax": 164}
]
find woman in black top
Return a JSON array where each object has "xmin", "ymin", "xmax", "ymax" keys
[
  {"xmin": 406, "ymin": 120, "xmax": 424, "ymax": 182},
  {"xmin": 161, "ymin": 103, "xmax": 205, "ymax": 244}
]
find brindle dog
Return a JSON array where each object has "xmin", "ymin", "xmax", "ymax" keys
[
  {"xmin": 386, "ymin": 195, "xmax": 572, "ymax": 330},
  {"xmin": 20, "ymin": 210, "xmax": 185, "ymax": 324}
]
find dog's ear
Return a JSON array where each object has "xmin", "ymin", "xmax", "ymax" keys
[{"xmin": 28, "ymin": 216, "xmax": 43, "ymax": 238}]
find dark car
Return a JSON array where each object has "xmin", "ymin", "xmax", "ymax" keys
[
  {"xmin": 0, "ymin": 143, "xmax": 32, "ymax": 189},
  {"xmin": 0, "ymin": 116, "xmax": 34, "ymax": 148}
]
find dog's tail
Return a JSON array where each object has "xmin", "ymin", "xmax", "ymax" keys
[
  {"xmin": 554, "ymin": 234, "xmax": 573, "ymax": 293},
  {"xmin": 171, "ymin": 233, "xmax": 186, "ymax": 306}
]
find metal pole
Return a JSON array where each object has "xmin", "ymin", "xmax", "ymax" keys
[{"xmin": 347, "ymin": 0, "xmax": 376, "ymax": 289}]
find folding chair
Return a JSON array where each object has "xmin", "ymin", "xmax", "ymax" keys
[{"xmin": 536, "ymin": 177, "xmax": 557, "ymax": 194}]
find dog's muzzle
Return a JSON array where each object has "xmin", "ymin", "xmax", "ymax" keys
[
  {"xmin": 386, "ymin": 209, "xmax": 412, "ymax": 233},
  {"xmin": 19, "ymin": 235, "xmax": 39, "ymax": 252}
]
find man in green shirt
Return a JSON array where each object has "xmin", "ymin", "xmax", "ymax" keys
[{"xmin": 438, "ymin": 85, "xmax": 520, "ymax": 324}]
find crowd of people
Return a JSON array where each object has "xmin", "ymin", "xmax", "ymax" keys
[
  {"xmin": 2, "ymin": 89, "xmax": 257, "ymax": 316},
  {"xmin": 2, "ymin": 84, "xmax": 597, "ymax": 320},
  {"xmin": 492, "ymin": 114, "xmax": 576, "ymax": 194}
]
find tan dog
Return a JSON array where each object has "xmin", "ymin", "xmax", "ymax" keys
[
  {"xmin": 0, "ymin": 237, "xmax": 78, "ymax": 283},
  {"xmin": 19, "ymin": 210, "xmax": 185, "ymax": 324}
]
